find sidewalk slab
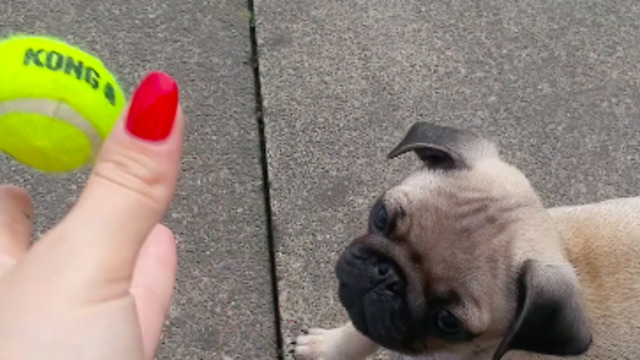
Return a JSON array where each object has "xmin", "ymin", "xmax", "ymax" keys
[
  {"xmin": 255, "ymin": 1, "xmax": 640, "ymax": 358},
  {"xmin": 1, "ymin": 1, "xmax": 276, "ymax": 359}
]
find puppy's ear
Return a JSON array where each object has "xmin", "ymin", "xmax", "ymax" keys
[
  {"xmin": 492, "ymin": 260, "xmax": 592, "ymax": 360},
  {"xmin": 387, "ymin": 122, "xmax": 498, "ymax": 170}
]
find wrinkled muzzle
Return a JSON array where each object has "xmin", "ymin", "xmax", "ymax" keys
[{"xmin": 335, "ymin": 242, "xmax": 426, "ymax": 353}]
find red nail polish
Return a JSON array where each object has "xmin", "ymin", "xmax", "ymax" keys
[{"xmin": 126, "ymin": 71, "xmax": 179, "ymax": 141}]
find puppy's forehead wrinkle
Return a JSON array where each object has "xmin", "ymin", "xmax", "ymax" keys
[{"xmin": 410, "ymin": 182, "xmax": 534, "ymax": 239}]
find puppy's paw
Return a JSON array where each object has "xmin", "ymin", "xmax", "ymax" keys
[{"xmin": 291, "ymin": 328, "xmax": 342, "ymax": 360}]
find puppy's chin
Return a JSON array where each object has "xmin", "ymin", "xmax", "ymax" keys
[{"xmin": 335, "ymin": 243, "xmax": 425, "ymax": 353}]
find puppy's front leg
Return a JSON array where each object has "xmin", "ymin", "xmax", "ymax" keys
[{"xmin": 292, "ymin": 322, "xmax": 379, "ymax": 360}]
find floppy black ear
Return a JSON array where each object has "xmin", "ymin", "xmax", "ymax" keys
[
  {"xmin": 492, "ymin": 260, "xmax": 592, "ymax": 360},
  {"xmin": 387, "ymin": 122, "xmax": 497, "ymax": 171}
]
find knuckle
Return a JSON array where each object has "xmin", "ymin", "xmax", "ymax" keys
[{"xmin": 91, "ymin": 148, "xmax": 167, "ymax": 205}]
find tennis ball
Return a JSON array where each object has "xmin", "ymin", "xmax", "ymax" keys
[{"xmin": 0, "ymin": 35, "xmax": 126, "ymax": 172}]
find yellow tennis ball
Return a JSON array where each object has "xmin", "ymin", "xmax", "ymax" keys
[{"xmin": 0, "ymin": 34, "xmax": 126, "ymax": 172}]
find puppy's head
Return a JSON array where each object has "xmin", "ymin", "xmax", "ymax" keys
[{"xmin": 335, "ymin": 123, "xmax": 592, "ymax": 359}]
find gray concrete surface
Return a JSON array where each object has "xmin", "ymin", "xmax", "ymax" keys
[
  {"xmin": 256, "ymin": 1, "xmax": 640, "ymax": 358},
  {"xmin": 0, "ymin": 1, "xmax": 276, "ymax": 359}
]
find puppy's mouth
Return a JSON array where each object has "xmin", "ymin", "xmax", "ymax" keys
[{"xmin": 335, "ymin": 243, "xmax": 425, "ymax": 353}]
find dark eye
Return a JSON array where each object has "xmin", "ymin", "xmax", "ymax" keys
[
  {"xmin": 435, "ymin": 309, "xmax": 463, "ymax": 337},
  {"xmin": 371, "ymin": 203, "xmax": 390, "ymax": 233}
]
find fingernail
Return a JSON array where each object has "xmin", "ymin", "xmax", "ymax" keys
[{"xmin": 126, "ymin": 71, "xmax": 179, "ymax": 142}]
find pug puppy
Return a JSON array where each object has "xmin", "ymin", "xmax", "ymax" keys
[{"xmin": 292, "ymin": 122, "xmax": 640, "ymax": 359}]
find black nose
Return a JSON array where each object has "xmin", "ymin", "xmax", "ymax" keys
[
  {"xmin": 371, "ymin": 258, "xmax": 404, "ymax": 294},
  {"xmin": 376, "ymin": 262, "xmax": 392, "ymax": 278},
  {"xmin": 336, "ymin": 244, "xmax": 406, "ymax": 297}
]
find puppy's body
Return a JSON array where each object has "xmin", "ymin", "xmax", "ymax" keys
[
  {"xmin": 543, "ymin": 198, "xmax": 640, "ymax": 359},
  {"xmin": 293, "ymin": 123, "xmax": 640, "ymax": 360}
]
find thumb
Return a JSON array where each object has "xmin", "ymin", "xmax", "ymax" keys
[{"xmin": 38, "ymin": 71, "xmax": 184, "ymax": 296}]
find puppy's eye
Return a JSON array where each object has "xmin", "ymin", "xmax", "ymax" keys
[
  {"xmin": 371, "ymin": 203, "xmax": 390, "ymax": 233},
  {"xmin": 435, "ymin": 309, "xmax": 463, "ymax": 337}
]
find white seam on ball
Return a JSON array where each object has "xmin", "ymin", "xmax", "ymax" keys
[{"xmin": 0, "ymin": 98, "xmax": 102, "ymax": 162}]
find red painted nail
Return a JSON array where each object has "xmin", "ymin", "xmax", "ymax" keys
[{"xmin": 126, "ymin": 71, "xmax": 179, "ymax": 142}]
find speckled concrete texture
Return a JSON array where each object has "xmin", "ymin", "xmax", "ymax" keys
[
  {"xmin": 0, "ymin": 1, "xmax": 276, "ymax": 359},
  {"xmin": 255, "ymin": 1, "xmax": 640, "ymax": 358}
]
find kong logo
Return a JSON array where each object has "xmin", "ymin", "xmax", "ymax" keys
[{"xmin": 23, "ymin": 47, "xmax": 118, "ymax": 106}]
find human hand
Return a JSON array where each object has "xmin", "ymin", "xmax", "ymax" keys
[{"xmin": 0, "ymin": 71, "xmax": 184, "ymax": 360}]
